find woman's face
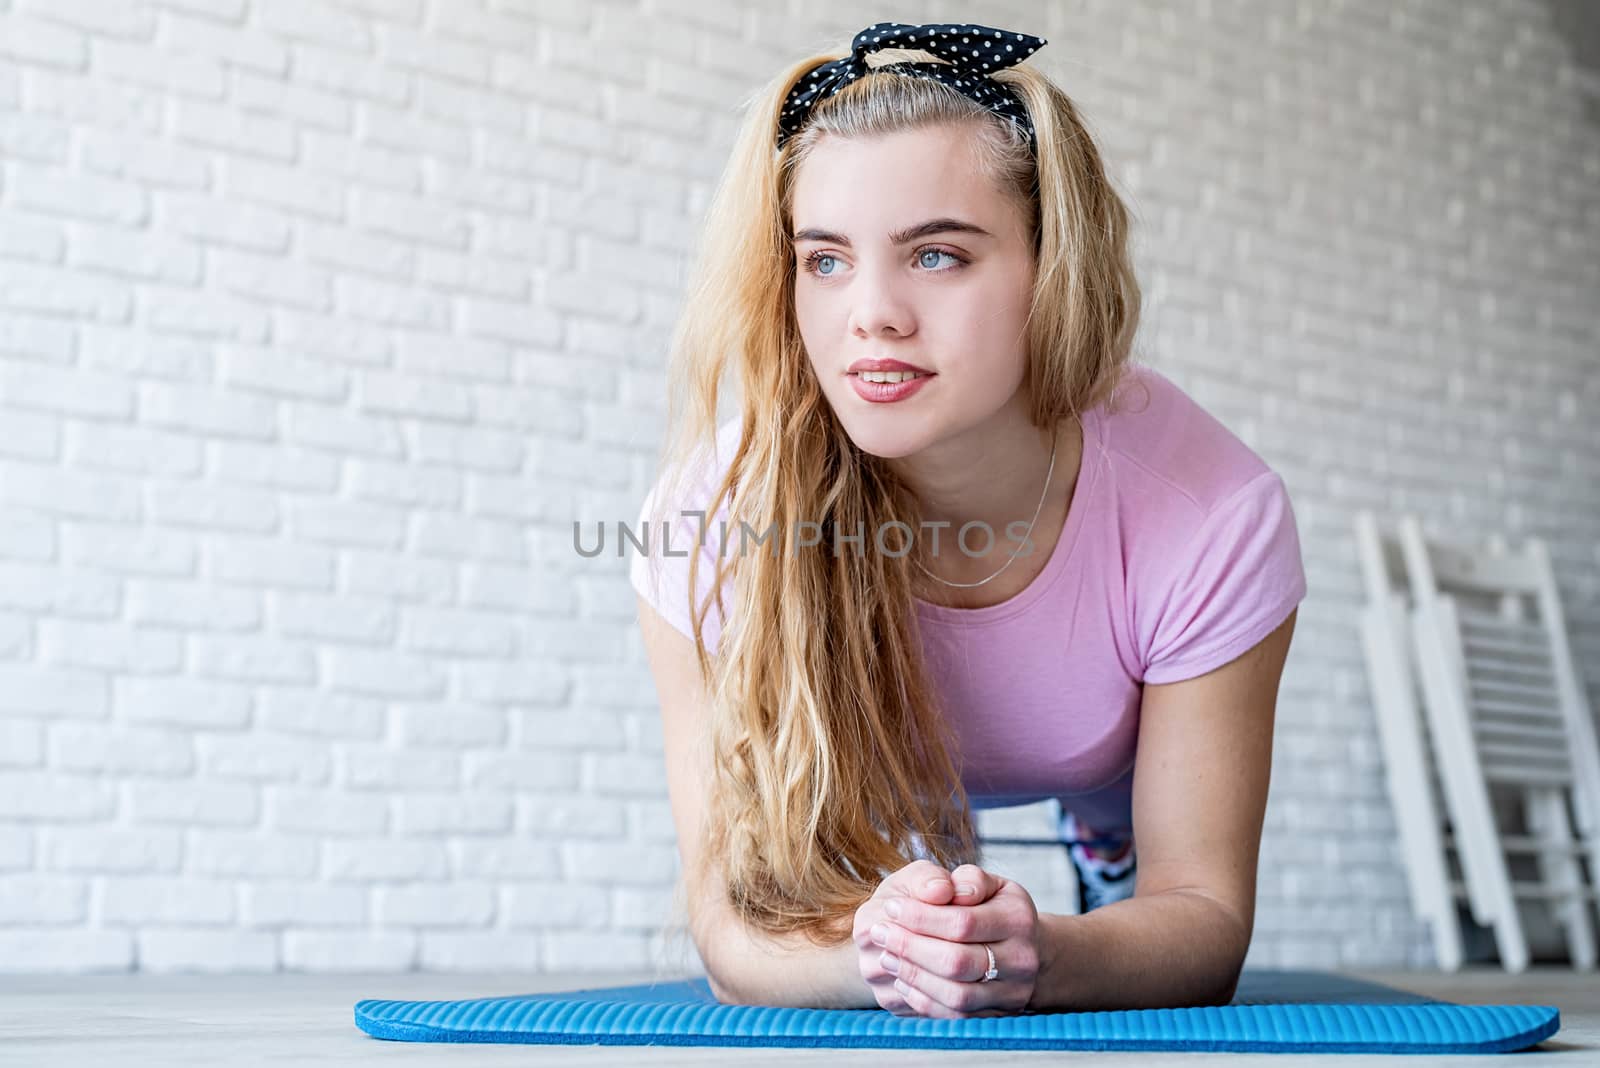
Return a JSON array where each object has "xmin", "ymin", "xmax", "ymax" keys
[{"xmin": 789, "ymin": 123, "xmax": 1036, "ymax": 460}]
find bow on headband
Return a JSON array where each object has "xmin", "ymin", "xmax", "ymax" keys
[{"xmin": 776, "ymin": 22, "xmax": 1048, "ymax": 151}]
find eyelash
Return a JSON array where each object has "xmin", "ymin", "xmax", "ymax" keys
[{"xmin": 798, "ymin": 247, "xmax": 969, "ymax": 279}]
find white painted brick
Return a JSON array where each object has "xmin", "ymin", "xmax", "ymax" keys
[
  {"xmin": 101, "ymin": 877, "xmax": 234, "ymax": 925},
  {"xmin": 459, "ymin": 563, "xmax": 575, "ymax": 615},
  {"xmin": 145, "ymin": 482, "xmax": 280, "ymax": 530},
  {"xmin": 125, "ymin": 779, "xmax": 258, "ymax": 827},
  {"xmin": 256, "ymin": 688, "xmax": 385, "ymax": 740},
  {"xmin": 454, "ymin": 660, "xmax": 567, "ymax": 706},
  {"xmin": 394, "ymin": 701, "xmax": 507, "ymax": 748},
  {"xmin": 25, "ymin": 69, "xmax": 163, "ymax": 132},
  {"xmin": 376, "ymin": 883, "xmax": 495, "ymax": 926},
  {"xmin": 91, "ymin": 36, "xmax": 224, "ymax": 98},
  {"xmin": 0, "ymin": 461, "xmax": 140, "ymax": 522},
  {"xmin": 413, "ymin": 515, "xmax": 524, "ymax": 563},
  {"xmin": 323, "ymin": 836, "xmax": 448, "ymax": 881},
  {"xmin": 142, "ymin": 282, "xmax": 273, "ymax": 337},
  {"xmin": 256, "ymin": 1, "xmax": 372, "ymax": 51},
  {"xmin": 242, "ymin": 882, "xmax": 367, "ymax": 927},
  {"xmin": 341, "ymin": 744, "xmax": 458, "ymax": 792},
  {"xmin": 0, "ymin": 260, "xmax": 135, "ymax": 321},
  {"xmin": 626, "ymin": 799, "xmax": 677, "ymax": 843},
  {"xmin": 266, "ymin": 786, "xmax": 388, "ymax": 836},
  {"xmin": 206, "ymin": 537, "xmax": 336, "ymax": 591},
  {"xmin": 459, "ymin": 297, "xmax": 561, "ymax": 347},
  {"xmin": 516, "ymin": 709, "xmax": 625, "ymax": 750},
  {"xmin": 582, "ymin": 754, "xmax": 662, "ymax": 796},
  {"xmin": 394, "ymin": 794, "xmax": 514, "ymax": 835},
  {"xmin": 414, "ymin": 250, "xmax": 530, "ymax": 299},
  {"xmin": 222, "ymin": 156, "xmax": 345, "ymax": 219},
  {"xmin": 542, "ymin": 931, "xmax": 652, "ymax": 971},
  {"xmin": 289, "ymin": 42, "xmax": 409, "ymax": 105},
  {"xmin": 560, "ymin": 842, "xmax": 678, "ymax": 885},
  {"xmin": 197, "ymin": 735, "xmax": 333, "ymax": 786},
  {"xmin": 159, "ymin": 192, "xmax": 291, "ymax": 252},
  {"xmin": 0, "ymin": 874, "xmax": 87, "ymax": 924},
  {"xmin": 272, "ymin": 591, "xmax": 396, "ymax": 644},
  {"xmin": 516, "ymin": 795, "xmax": 627, "ymax": 839},
  {"xmin": 212, "ymin": 251, "xmax": 334, "ymax": 313},
  {"xmin": 282, "ymin": 403, "xmax": 403, "ymax": 458},
  {"xmin": 172, "ymin": 98, "xmax": 296, "ymax": 160},
  {"xmin": 451, "ymin": 839, "xmax": 562, "ymax": 880},
  {"xmin": 213, "ymin": 440, "xmax": 342, "ymax": 491},
  {"xmin": 140, "ymin": 382, "xmax": 277, "ymax": 438},
  {"xmin": 347, "ymin": 456, "xmax": 463, "ymax": 505},
  {"xmin": 416, "ymin": 73, "xmax": 525, "ymax": 132},
  {"xmin": 504, "ymin": 883, "xmax": 610, "ymax": 929},
  {"xmin": 0, "ymin": 14, "xmax": 88, "ymax": 69},
  {"xmin": 0, "ymin": 114, "xmax": 70, "ymax": 164},
  {"xmin": 125, "ymin": 576, "xmax": 263, "ymax": 630},
  {"xmin": 282, "ymin": 929, "xmax": 416, "ymax": 971},
  {"xmin": 48, "ymin": 723, "xmax": 193, "ymax": 777},
  {"xmin": 325, "ymin": 648, "xmax": 447, "ymax": 698},
  {"xmin": 0, "ymin": 310, "xmax": 73, "ymax": 361},
  {"xmin": 188, "ymin": 831, "xmax": 319, "ymax": 879},
  {"xmin": 0, "ymin": 828, "xmax": 35, "ymax": 872},
  {"xmin": 39, "ymin": 826, "xmax": 182, "ymax": 874},
  {"xmin": 350, "ymin": 188, "xmax": 467, "ymax": 247},
  {"xmin": 66, "ymin": 424, "xmax": 204, "ymax": 479},
  {"xmin": 397, "ymin": 606, "xmax": 516, "ymax": 657},
  {"xmin": 139, "ymin": 928, "xmax": 277, "ymax": 973},
  {"xmin": 342, "ymin": 549, "xmax": 456, "ymax": 603},
  {"xmin": 0, "ymin": 717, "xmax": 45, "ymax": 767},
  {"xmin": 298, "ymin": 219, "xmax": 414, "ymax": 279},
  {"xmin": 463, "ymin": 752, "xmax": 580, "ymax": 792},
  {"xmin": 358, "ymin": 99, "xmax": 472, "ymax": 160},
  {"xmin": 2, "ymin": 361, "xmax": 135, "ymax": 417},
  {"xmin": 0, "ymin": 929, "xmax": 132, "ymax": 973},
  {"xmin": 373, "ymin": 23, "xmax": 489, "ymax": 83},
  {"xmin": 418, "ymin": 930, "xmax": 541, "ymax": 971},
  {"xmin": 160, "ymin": 11, "xmax": 287, "ymax": 74},
  {"xmin": 336, "ymin": 275, "xmax": 451, "ymax": 329}
]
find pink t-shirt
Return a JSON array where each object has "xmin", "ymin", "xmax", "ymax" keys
[{"xmin": 629, "ymin": 363, "xmax": 1307, "ymax": 833}]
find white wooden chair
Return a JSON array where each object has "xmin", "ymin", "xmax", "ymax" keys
[
  {"xmin": 1397, "ymin": 515, "xmax": 1600, "ymax": 973},
  {"xmin": 1353, "ymin": 510, "xmax": 1466, "ymax": 970}
]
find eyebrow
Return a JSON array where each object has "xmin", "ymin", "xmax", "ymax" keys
[{"xmin": 790, "ymin": 217, "xmax": 994, "ymax": 248}]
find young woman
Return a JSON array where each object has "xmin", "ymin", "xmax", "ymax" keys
[{"xmin": 629, "ymin": 22, "xmax": 1305, "ymax": 1018}]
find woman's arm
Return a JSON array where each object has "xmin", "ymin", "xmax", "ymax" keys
[
  {"xmin": 1033, "ymin": 891, "xmax": 1247, "ymax": 1010},
  {"xmin": 696, "ymin": 907, "xmax": 874, "ymax": 1008},
  {"xmin": 637, "ymin": 592, "xmax": 882, "ymax": 1008}
]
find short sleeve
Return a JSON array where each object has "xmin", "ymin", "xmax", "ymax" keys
[
  {"xmin": 628, "ymin": 463, "xmax": 730, "ymax": 654},
  {"xmin": 1140, "ymin": 471, "xmax": 1307, "ymax": 685}
]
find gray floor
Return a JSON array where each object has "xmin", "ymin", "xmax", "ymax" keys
[{"xmin": 0, "ymin": 967, "xmax": 1594, "ymax": 1066}]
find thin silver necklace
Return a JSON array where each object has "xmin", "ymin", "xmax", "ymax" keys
[{"xmin": 914, "ymin": 428, "xmax": 1058, "ymax": 590}]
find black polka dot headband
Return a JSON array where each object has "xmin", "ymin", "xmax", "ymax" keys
[{"xmin": 777, "ymin": 22, "xmax": 1048, "ymax": 152}]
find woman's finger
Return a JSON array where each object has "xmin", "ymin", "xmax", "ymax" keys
[
  {"xmin": 947, "ymin": 863, "xmax": 1003, "ymax": 905},
  {"xmin": 883, "ymin": 954, "xmax": 996, "ymax": 1018},
  {"xmin": 871, "ymin": 921, "xmax": 992, "ymax": 986},
  {"xmin": 881, "ymin": 894, "xmax": 1000, "ymax": 943}
]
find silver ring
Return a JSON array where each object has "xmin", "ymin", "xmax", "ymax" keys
[{"xmin": 978, "ymin": 943, "xmax": 999, "ymax": 983}]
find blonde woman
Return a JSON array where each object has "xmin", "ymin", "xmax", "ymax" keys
[{"xmin": 629, "ymin": 22, "xmax": 1305, "ymax": 1018}]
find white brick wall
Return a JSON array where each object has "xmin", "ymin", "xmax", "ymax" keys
[{"xmin": 0, "ymin": 0, "xmax": 1595, "ymax": 976}]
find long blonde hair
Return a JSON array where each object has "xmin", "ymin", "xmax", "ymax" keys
[{"xmin": 642, "ymin": 40, "xmax": 1144, "ymax": 948}]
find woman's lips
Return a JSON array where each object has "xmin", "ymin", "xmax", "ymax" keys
[{"xmin": 848, "ymin": 372, "xmax": 934, "ymax": 404}]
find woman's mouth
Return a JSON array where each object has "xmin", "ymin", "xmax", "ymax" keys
[{"xmin": 848, "ymin": 370, "xmax": 934, "ymax": 404}]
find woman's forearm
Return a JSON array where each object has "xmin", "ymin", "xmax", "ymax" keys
[
  {"xmin": 701, "ymin": 912, "xmax": 876, "ymax": 1009},
  {"xmin": 1032, "ymin": 891, "xmax": 1249, "ymax": 1012}
]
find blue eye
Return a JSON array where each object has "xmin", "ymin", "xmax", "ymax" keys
[{"xmin": 799, "ymin": 247, "xmax": 968, "ymax": 279}]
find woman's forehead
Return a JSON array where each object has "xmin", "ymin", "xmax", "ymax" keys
[{"xmin": 791, "ymin": 129, "xmax": 1012, "ymax": 235}]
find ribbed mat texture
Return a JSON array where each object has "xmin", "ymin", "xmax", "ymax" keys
[{"xmin": 354, "ymin": 969, "xmax": 1559, "ymax": 1053}]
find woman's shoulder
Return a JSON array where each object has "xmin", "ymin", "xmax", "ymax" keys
[{"xmin": 1096, "ymin": 361, "xmax": 1280, "ymax": 525}]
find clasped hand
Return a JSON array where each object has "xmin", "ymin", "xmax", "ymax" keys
[{"xmin": 851, "ymin": 858, "xmax": 1045, "ymax": 1018}]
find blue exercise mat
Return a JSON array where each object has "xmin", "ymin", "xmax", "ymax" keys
[{"xmin": 354, "ymin": 968, "xmax": 1560, "ymax": 1053}]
